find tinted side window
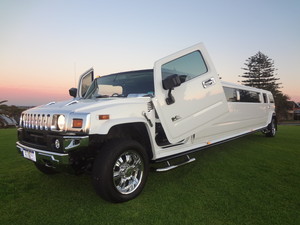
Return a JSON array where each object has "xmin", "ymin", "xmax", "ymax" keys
[
  {"xmin": 263, "ymin": 93, "xmax": 268, "ymax": 103},
  {"xmin": 162, "ymin": 51, "xmax": 207, "ymax": 82},
  {"xmin": 81, "ymin": 72, "xmax": 93, "ymax": 97},
  {"xmin": 223, "ymin": 87, "xmax": 238, "ymax": 102},
  {"xmin": 239, "ymin": 90, "xmax": 260, "ymax": 103}
]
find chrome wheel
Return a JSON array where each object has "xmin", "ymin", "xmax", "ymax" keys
[
  {"xmin": 92, "ymin": 139, "xmax": 149, "ymax": 202},
  {"xmin": 113, "ymin": 150, "xmax": 144, "ymax": 195},
  {"xmin": 265, "ymin": 118, "xmax": 277, "ymax": 137},
  {"xmin": 270, "ymin": 120, "xmax": 276, "ymax": 136}
]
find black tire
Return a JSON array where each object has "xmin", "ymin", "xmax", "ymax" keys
[
  {"xmin": 35, "ymin": 163, "xmax": 58, "ymax": 174},
  {"xmin": 265, "ymin": 118, "xmax": 277, "ymax": 137},
  {"xmin": 92, "ymin": 139, "xmax": 149, "ymax": 203}
]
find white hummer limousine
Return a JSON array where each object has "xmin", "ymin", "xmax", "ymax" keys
[{"xmin": 16, "ymin": 43, "xmax": 277, "ymax": 202}]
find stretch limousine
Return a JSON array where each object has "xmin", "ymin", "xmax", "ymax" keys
[{"xmin": 16, "ymin": 43, "xmax": 276, "ymax": 202}]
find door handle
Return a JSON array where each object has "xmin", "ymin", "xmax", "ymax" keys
[{"xmin": 202, "ymin": 78, "xmax": 215, "ymax": 88}]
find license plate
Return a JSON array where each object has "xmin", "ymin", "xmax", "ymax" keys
[{"xmin": 22, "ymin": 149, "xmax": 36, "ymax": 162}]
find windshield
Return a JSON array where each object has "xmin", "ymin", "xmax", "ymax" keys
[{"xmin": 84, "ymin": 69, "xmax": 154, "ymax": 99}]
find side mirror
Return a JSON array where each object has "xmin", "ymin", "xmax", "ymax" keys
[
  {"xmin": 162, "ymin": 74, "xmax": 182, "ymax": 105},
  {"xmin": 163, "ymin": 74, "xmax": 182, "ymax": 90},
  {"xmin": 69, "ymin": 88, "xmax": 77, "ymax": 98}
]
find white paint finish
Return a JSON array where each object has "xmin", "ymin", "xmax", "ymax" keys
[
  {"xmin": 152, "ymin": 81, "xmax": 275, "ymax": 160},
  {"xmin": 153, "ymin": 43, "xmax": 229, "ymax": 143},
  {"xmin": 20, "ymin": 43, "xmax": 276, "ymax": 162}
]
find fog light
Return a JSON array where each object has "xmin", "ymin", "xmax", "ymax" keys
[{"xmin": 54, "ymin": 139, "xmax": 60, "ymax": 149}]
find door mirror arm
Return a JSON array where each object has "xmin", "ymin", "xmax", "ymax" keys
[
  {"xmin": 162, "ymin": 74, "xmax": 181, "ymax": 105},
  {"xmin": 166, "ymin": 89, "xmax": 175, "ymax": 105}
]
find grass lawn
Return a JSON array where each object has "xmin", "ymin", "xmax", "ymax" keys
[{"xmin": 1, "ymin": 126, "xmax": 299, "ymax": 225}]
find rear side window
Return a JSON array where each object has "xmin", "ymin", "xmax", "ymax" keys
[
  {"xmin": 161, "ymin": 51, "xmax": 207, "ymax": 82},
  {"xmin": 223, "ymin": 87, "xmax": 262, "ymax": 103},
  {"xmin": 223, "ymin": 87, "xmax": 238, "ymax": 102},
  {"xmin": 263, "ymin": 93, "xmax": 268, "ymax": 103},
  {"xmin": 239, "ymin": 90, "xmax": 260, "ymax": 103}
]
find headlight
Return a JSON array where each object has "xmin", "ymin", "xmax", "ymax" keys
[{"xmin": 57, "ymin": 115, "xmax": 65, "ymax": 130}]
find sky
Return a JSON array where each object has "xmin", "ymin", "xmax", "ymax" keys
[{"xmin": 0, "ymin": 0, "xmax": 299, "ymax": 106}]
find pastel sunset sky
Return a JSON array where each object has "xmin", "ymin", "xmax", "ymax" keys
[{"xmin": 1, "ymin": 0, "xmax": 299, "ymax": 106}]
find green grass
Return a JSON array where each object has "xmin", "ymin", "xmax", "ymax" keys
[{"xmin": 1, "ymin": 127, "xmax": 300, "ymax": 225}]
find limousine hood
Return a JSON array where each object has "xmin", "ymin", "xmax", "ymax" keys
[
  {"xmin": 25, "ymin": 97, "xmax": 150, "ymax": 115},
  {"xmin": 20, "ymin": 97, "xmax": 152, "ymax": 133}
]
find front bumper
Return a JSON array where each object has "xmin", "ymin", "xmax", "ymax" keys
[{"xmin": 16, "ymin": 135, "xmax": 89, "ymax": 172}]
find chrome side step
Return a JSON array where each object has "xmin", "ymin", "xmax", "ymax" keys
[{"xmin": 156, "ymin": 155, "xmax": 196, "ymax": 172}]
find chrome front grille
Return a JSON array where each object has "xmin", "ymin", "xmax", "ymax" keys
[{"xmin": 21, "ymin": 113, "xmax": 52, "ymax": 130}]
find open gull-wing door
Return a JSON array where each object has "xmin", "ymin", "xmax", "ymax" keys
[
  {"xmin": 77, "ymin": 68, "xmax": 94, "ymax": 98},
  {"xmin": 153, "ymin": 43, "xmax": 229, "ymax": 143}
]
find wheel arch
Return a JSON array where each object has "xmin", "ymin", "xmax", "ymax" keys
[{"xmin": 106, "ymin": 122, "xmax": 154, "ymax": 160}]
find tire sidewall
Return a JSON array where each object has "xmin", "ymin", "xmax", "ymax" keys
[
  {"xmin": 92, "ymin": 139, "xmax": 149, "ymax": 203},
  {"xmin": 271, "ymin": 119, "xmax": 276, "ymax": 136},
  {"xmin": 266, "ymin": 118, "xmax": 276, "ymax": 137}
]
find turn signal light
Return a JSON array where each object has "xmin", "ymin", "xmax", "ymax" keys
[
  {"xmin": 99, "ymin": 115, "xmax": 110, "ymax": 120},
  {"xmin": 73, "ymin": 119, "xmax": 83, "ymax": 128}
]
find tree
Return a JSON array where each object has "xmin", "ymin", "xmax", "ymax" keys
[
  {"xmin": 274, "ymin": 92, "xmax": 291, "ymax": 120},
  {"xmin": 0, "ymin": 100, "xmax": 23, "ymax": 126},
  {"xmin": 240, "ymin": 51, "xmax": 290, "ymax": 120},
  {"xmin": 241, "ymin": 51, "xmax": 282, "ymax": 93}
]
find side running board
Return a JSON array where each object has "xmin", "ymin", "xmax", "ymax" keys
[{"xmin": 156, "ymin": 155, "xmax": 196, "ymax": 172}]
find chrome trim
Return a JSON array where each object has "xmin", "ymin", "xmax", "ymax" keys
[
  {"xmin": 63, "ymin": 135, "xmax": 89, "ymax": 150},
  {"xmin": 16, "ymin": 141, "xmax": 68, "ymax": 157},
  {"xmin": 20, "ymin": 112, "xmax": 90, "ymax": 133},
  {"xmin": 21, "ymin": 113, "xmax": 53, "ymax": 131},
  {"xmin": 38, "ymin": 152, "xmax": 60, "ymax": 162},
  {"xmin": 63, "ymin": 135, "xmax": 89, "ymax": 139},
  {"xmin": 113, "ymin": 150, "xmax": 144, "ymax": 195},
  {"xmin": 65, "ymin": 100, "xmax": 79, "ymax": 106},
  {"xmin": 46, "ymin": 102, "xmax": 56, "ymax": 106},
  {"xmin": 65, "ymin": 139, "xmax": 80, "ymax": 150},
  {"xmin": 156, "ymin": 155, "xmax": 196, "ymax": 172},
  {"xmin": 17, "ymin": 141, "xmax": 70, "ymax": 166},
  {"xmin": 202, "ymin": 77, "xmax": 215, "ymax": 88}
]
